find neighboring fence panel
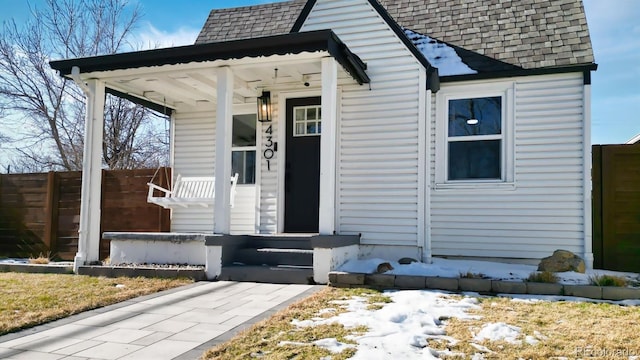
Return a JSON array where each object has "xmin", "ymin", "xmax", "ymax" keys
[
  {"xmin": 593, "ymin": 144, "xmax": 640, "ymax": 272},
  {"xmin": 0, "ymin": 168, "xmax": 171, "ymax": 260}
]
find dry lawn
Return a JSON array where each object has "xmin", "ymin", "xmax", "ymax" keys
[
  {"xmin": 0, "ymin": 272, "xmax": 192, "ymax": 335},
  {"xmin": 201, "ymin": 287, "xmax": 385, "ymax": 360},
  {"xmin": 204, "ymin": 287, "xmax": 640, "ymax": 360},
  {"xmin": 432, "ymin": 296, "xmax": 640, "ymax": 359}
]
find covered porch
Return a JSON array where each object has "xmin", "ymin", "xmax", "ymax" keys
[{"xmin": 49, "ymin": 30, "xmax": 369, "ymax": 276}]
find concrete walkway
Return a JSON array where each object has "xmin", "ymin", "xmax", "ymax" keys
[{"xmin": 0, "ymin": 281, "xmax": 321, "ymax": 360}]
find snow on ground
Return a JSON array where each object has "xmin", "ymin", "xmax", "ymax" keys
[
  {"xmin": 289, "ymin": 288, "xmax": 639, "ymax": 359},
  {"xmin": 292, "ymin": 290, "xmax": 481, "ymax": 359},
  {"xmin": 337, "ymin": 257, "xmax": 640, "ymax": 285},
  {"xmin": 404, "ymin": 28, "xmax": 477, "ymax": 76}
]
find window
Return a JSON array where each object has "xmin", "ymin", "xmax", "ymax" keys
[
  {"xmin": 435, "ymin": 82, "xmax": 514, "ymax": 189},
  {"xmin": 293, "ymin": 105, "xmax": 322, "ymax": 136},
  {"xmin": 448, "ymin": 97, "xmax": 502, "ymax": 180},
  {"xmin": 232, "ymin": 114, "xmax": 256, "ymax": 184}
]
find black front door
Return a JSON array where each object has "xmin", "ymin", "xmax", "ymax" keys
[{"xmin": 284, "ymin": 97, "xmax": 321, "ymax": 233}]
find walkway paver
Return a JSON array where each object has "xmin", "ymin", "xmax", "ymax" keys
[{"xmin": 0, "ymin": 281, "xmax": 320, "ymax": 360}]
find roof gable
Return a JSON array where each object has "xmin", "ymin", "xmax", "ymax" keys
[{"xmin": 196, "ymin": 0, "xmax": 595, "ymax": 71}]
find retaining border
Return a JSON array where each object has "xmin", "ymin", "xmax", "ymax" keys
[{"xmin": 328, "ymin": 272, "xmax": 640, "ymax": 301}]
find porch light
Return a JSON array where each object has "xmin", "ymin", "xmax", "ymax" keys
[
  {"xmin": 466, "ymin": 118, "xmax": 479, "ymax": 125},
  {"xmin": 257, "ymin": 91, "xmax": 272, "ymax": 122}
]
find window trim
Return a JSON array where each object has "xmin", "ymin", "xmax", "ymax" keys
[
  {"xmin": 293, "ymin": 104, "xmax": 322, "ymax": 137},
  {"xmin": 231, "ymin": 111, "xmax": 257, "ymax": 185},
  {"xmin": 435, "ymin": 81, "xmax": 515, "ymax": 190}
]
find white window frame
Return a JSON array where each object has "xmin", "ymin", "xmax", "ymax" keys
[
  {"xmin": 231, "ymin": 111, "xmax": 257, "ymax": 185},
  {"xmin": 435, "ymin": 81, "xmax": 515, "ymax": 190},
  {"xmin": 293, "ymin": 104, "xmax": 322, "ymax": 137}
]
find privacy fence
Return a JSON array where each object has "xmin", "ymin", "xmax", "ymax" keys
[
  {"xmin": 592, "ymin": 144, "xmax": 640, "ymax": 272},
  {"xmin": 0, "ymin": 168, "xmax": 171, "ymax": 260}
]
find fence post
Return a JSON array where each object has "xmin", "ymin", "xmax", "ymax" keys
[
  {"xmin": 591, "ymin": 145, "xmax": 603, "ymax": 269},
  {"xmin": 158, "ymin": 167, "xmax": 171, "ymax": 232},
  {"xmin": 43, "ymin": 171, "xmax": 60, "ymax": 256}
]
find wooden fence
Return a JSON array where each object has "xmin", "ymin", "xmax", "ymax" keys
[
  {"xmin": 593, "ymin": 144, "xmax": 640, "ymax": 272},
  {"xmin": 0, "ymin": 168, "xmax": 171, "ymax": 260}
]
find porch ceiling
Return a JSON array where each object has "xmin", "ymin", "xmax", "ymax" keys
[{"xmin": 49, "ymin": 30, "xmax": 369, "ymax": 112}]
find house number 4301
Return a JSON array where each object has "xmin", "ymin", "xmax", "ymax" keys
[{"xmin": 263, "ymin": 124, "xmax": 276, "ymax": 171}]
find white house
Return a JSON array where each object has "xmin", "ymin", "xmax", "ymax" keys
[{"xmin": 50, "ymin": 0, "xmax": 597, "ymax": 282}]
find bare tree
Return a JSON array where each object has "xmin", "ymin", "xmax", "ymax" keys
[{"xmin": 0, "ymin": 0, "xmax": 168, "ymax": 172}]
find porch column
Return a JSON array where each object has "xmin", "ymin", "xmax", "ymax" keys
[
  {"xmin": 319, "ymin": 57, "xmax": 338, "ymax": 235},
  {"xmin": 75, "ymin": 79, "xmax": 106, "ymax": 272},
  {"xmin": 214, "ymin": 66, "xmax": 234, "ymax": 234}
]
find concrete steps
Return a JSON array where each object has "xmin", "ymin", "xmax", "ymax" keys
[
  {"xmin": 219, "ymin": 265, "xmax": 314, "ymax": 284},
  {"xmin": 221, "ymin": 234, "xmax": 315, "ymax": 284}
]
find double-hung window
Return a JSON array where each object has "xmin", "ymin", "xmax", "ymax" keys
[
  {"xmin": 436, "ymin": 82, "xmax": 514, "ymax": 188},
  {"xmin": 232, "ymin": 114, "xmax": 256, "ymax": 185}
]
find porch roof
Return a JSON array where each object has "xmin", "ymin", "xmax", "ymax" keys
[{"xmin": 49, "ymin": 30, "xmax": 369, "ymax": 112}]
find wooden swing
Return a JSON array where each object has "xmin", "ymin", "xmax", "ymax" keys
[{"xmin": 147, "ymin": 168, "xmax": 239, "ymax": 209}]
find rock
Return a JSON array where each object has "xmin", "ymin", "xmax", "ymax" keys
[
  {"xmin": 537, "ymin": 250, "xmax": 585, "ymax": 273},
  {"xmin": 398, "ymin": 257, "xmax": 418, "ymax": 265},
  {"xmin": 376, "ymin": 262, "xmax": 394, "ymax": 273}
]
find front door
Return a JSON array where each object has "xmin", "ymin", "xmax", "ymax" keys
[{"xmin": 284, "ymin": 97, "xmax": 321, "ymax": 233}]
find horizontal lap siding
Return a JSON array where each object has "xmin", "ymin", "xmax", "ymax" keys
[
  {"xmin": 172, "ymin": 110, "xmax": 256, "ymax": 233},
  {"xmin": 431, "ymin": 74, "xmax": 585, "ymax": 259},
  {"xmin": 259, "ymin": 96, "xmax": 279, "ymax": 233},
  {"xmin": 302, "ymin": 0, "xmax": 423, "ymax": 246}
]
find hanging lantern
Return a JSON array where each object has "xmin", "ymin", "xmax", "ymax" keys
[{"xmin": 257, "ymin": 91, "xmax": 272, "ymax": 122}]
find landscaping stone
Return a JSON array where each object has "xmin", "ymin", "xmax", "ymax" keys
[
  {"xmin": 601, "ymin": 286, "xmax": 640, "ymax": 301},
  {"xmin": 328, "ymin": 272, "xmax": 339, "ymax": 284},
  {"xmin": 394, "ymin": 275, "xmax": 426, "ymax": 289},
  {"xmin": 335, "ymin": 272, "xmax": 365, "ymax": 285},
  {"xmin": 459, "ymin": 278, "xmax": 492, "ymax": 292},
  {"xmin": 375, "ymin": 262, "xmax": 393, "ymax": 273},
  {"xmin": 426, "ymin": 276, "xmax": 458, "ymax": 291},
  {"xmin": 398, "ymin": 257, "xmax": 418, "ymax": 265},
  {"xmin": 526, "ymin": 282, "xmax": 563, "ymax": 295},
  {"xmin": 537, "ymin": 249, "xmax": 585, "ymax": 273},
  {"xmin": 492, "ymin": 280, "xmax": 527, "ymax": 294},
  {"xmin": 365, "ymin": 274, "xmax": 395, "ymax": 288},
  {"xmin": 564, "ymin": 285, "xmax": 602, "ymax": 299}
]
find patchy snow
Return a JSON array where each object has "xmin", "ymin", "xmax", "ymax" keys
[
  {"xmin": 404, "ymin": 28, "xmax": 477, "ymax": 76},
  {"xmin": 337, "ymin": 257, "xmax": 640, "ymax": 286},
  {"xmin": 290, "ymin": 288, "xmax": 639, "ymax": 359},
  {"xmin": 473, "ymin": 322, "xmax": 521, "ymax": 344},
  {"xmin": 292, "ymin": 290, "xmax": 481, "ymax": 359}
]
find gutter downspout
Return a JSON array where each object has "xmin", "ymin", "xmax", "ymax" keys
[{"xmin": 583, "ymin": 81, "xmax": 594, "ymax": 269}]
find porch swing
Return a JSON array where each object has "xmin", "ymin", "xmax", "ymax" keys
[{"xmin": 146, "ymin": 167, "xmax": 239, "ymax": 209}]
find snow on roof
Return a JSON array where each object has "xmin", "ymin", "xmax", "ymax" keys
[{"xmin": 404, "ymin": 28, "xmax": 477, "ymax": 76}]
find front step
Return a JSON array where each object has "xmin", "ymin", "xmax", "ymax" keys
[
  {"xmin": 219, "ymin": 265, "xmax": 314, "ymax": 284},
  {"xmin": 233, "ymin": 248, "xmax": 313, "ymax": 267}
]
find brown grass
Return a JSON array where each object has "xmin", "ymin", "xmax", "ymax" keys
[
  {"xmin": 526, "ymin": 271, "xmax": 559, "ymax": 283},
  {"xmin": 590, "ymin": 274, "xmax": 628, "ymax": 287},
  {"xmin": 460, "ymin": 271, "xmax": 486, "ymax": 279},
  {"xmin": 201, "ymin": 287, "xmax": 387, "ymax": 360},
  {"xmin": 0, "ymin": 273, "xmax": 192, "ymax": 335},
  {"xmin": 28, "ymin": 252, "xmax": 51, "ymax": 264},
  {"xmin": 431, "ymin": 296, "xmax": 640, "ymax": 359}
]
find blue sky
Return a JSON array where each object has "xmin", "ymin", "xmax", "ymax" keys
[{"xmin": 1, "ymin": 0, "xmax": 638, "ymax": 144}]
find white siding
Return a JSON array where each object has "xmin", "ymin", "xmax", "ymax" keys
[
  {"xmin": 430, "ymin": 74, "xmax": 586, "ymax": 260},
  {"xmin": 302, "ymin": 0, "xmax": 424, "ymax": 247},
  {"xmin": 258, "ymin": 94, "xmax": 279, "ymax": 233},
  {"xmin": 171, "ymin": 109, "xmax": 256, "ymax": 234}
]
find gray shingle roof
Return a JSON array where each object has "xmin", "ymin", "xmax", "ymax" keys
[
  {"xmin": 195, "ymin": 0, "xmax": 306, "ymax": 45},
  {"xmin": 195, "ymin": 0, "xmax": 594, "ymax": 70}
]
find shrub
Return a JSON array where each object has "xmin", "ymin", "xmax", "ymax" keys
[
  {"xmin": 527, "ymin": 271, "xmax": 559, "ymax": 283},
  {"xmin": 460, "ymin": 271, "xmax": 485, "ymax": 279},
  {"xmin": 28, "ymin": 252, "xmax": 51, "ymax": 265},
  {"xmin": 590, "ymin": 274, "xmax": 628, "ymax": 287}
]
